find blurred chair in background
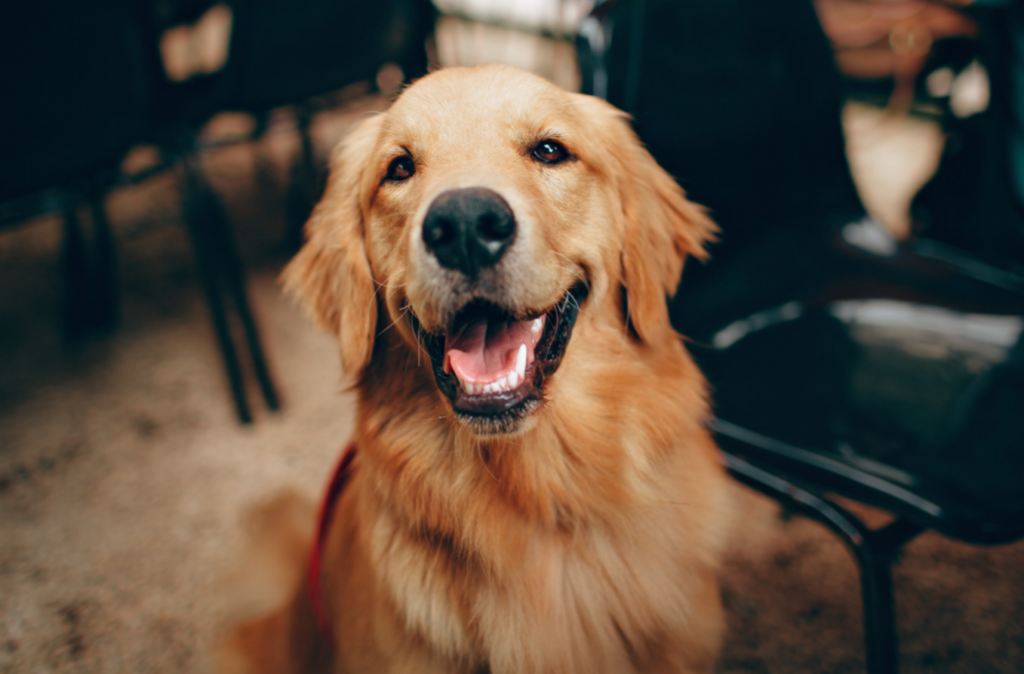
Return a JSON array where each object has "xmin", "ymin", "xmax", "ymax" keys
[
  {"xmin": 0, "ymin": 0, "xmax": 153, "ymax": 338},
  {"xmin": 0, "ymin": 0, "xmax": 435, "ymax": 423},
  {"xmin": 579, "ymin": 1, "xmax": 1024, "ymax": 673},
  {"xmin": 151, "ymin": 0, "xmax": 435, "ymax": 250},
  {"xmin": 140, "ymin": 0, "xmax": 434, "ymax": 421}
]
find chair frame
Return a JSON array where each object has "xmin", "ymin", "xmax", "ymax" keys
[
  {"xmin": 578, "ymin": 2, "xmax": 1024, "ymax": 672},
  {"xmin": 722, "ymin": 447, "xmax": 923, "ymax": 674}
]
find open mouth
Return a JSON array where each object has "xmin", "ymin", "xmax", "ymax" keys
[{"xmin": 412, "ymin": 283, "xmax": 588, "ymax": 432}]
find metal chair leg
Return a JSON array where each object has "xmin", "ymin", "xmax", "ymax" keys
[
  {"xmin": 61, "ymin": 201, "xmax": 91, "ymax": 340},
  {"xmin": 250, "ymin": 112, "xmax": 281, "ymax": 198},
  {"xmin": 286, "ymin": 104, "xmax": 319, "ymax": 252},
  {"xmin": 176, "ymin": 152, "xmax": 253, "ymax": 424},
  {"xmin": 202, "ymin": 182, "xmax": 281, "ymax": 412},
  {"xmin": 89, "ymin": 181, "xmax": 118, "ymax": 331},
  {"xmin": 722, "ymin": 453, "xmax": 925, "ymax": 674},
  {"xmin": 849, "ymin": 519, "xmax": 924, "ymax": 674}
]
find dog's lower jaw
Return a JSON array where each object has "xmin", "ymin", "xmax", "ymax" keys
[{"xmin": 452, "ymin": 396, "xmax": 543, "ymax": 436}]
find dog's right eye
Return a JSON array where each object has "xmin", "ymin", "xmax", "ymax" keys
[
  {"xmin": 531, "ymin": 139, "xmax": 570, "ymax": 165},
  {"xmin": 385, "ymin": 156, "xmax": 415, "ymax": 182}
]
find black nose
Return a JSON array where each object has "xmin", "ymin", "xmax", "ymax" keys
[{"xmin": 422, "ymin": 187, "xmax": 516, "ymax": 278}]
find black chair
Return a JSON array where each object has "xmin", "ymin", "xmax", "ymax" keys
[
  {"xmin": 579, "ymin": 2, "xmax": 1024, "ymax": 673},
  {"xmin": 221, "ymin": 0, "xmax": 434, "ymax": 250},
  {"xmin": 0, "ymin": 0, "xmax": 154, "ymax": 338},
  {"xmin": 2, "ymin": 1, "xmax": 432, "ymax": 423},
  {"xmin": 700, "ymin": 237, "xmax": 1024, "ymax": 674},
  {"xmin": 139, "ymin": 0, "xmax": 434, "ymax": 421},
  {"xmin": 0, "ymin": 0, "xmax": 279, "ymax": 423},
  {"xmin": 154, "ymin": 0, "xmax": 435, "ymax": 249}
]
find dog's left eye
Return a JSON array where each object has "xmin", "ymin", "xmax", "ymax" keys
[
  {"xmin": 386, "ymin": 156, "xmax": 416, "ymax": 182},
  {"xmin": 532, "ymin": 140, "xmax": 569, "ymax": 165}
]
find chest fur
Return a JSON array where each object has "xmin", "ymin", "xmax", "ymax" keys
[{"xmin": 369, "ymin": 503, "xmax": 702, "ymax": 674}]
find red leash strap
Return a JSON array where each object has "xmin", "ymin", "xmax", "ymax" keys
[{"xmin": 306, "ymin": 443, "xmax": 357, "ymax": 650}]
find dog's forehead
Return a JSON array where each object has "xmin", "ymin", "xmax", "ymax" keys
[{"xmin": 384, "ymin": 66, "xmax": 578, "ymax": 146}]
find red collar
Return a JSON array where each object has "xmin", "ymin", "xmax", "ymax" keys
[{"xmin": 306, "ymin": 442, "xmax": 357, "ymax": 650}]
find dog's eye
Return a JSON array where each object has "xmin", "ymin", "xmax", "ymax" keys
[
  {"xmin": 386, "ymin": 156, "xmax": 415, "ymax": 182},
  {"xmin": 532, "ymin": 140, "xmax": 569, "ymax": 165}
]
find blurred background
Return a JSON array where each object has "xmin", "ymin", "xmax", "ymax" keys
[{"xmin": 1, "ymin": 0, "xmax": 1022, "ymax": 672}]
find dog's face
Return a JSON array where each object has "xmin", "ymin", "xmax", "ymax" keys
[{"xmin": 286, "ymin": 65, "xmax": 713, "ymax": 436}]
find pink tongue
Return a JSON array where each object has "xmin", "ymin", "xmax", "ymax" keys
[{"xmin": 445, "ymin": 315, "xmax": 534, "ymax": 383}]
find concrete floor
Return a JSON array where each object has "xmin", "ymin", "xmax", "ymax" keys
[{"xmin": 1, "ymin": 75, "xmax": 1022, "ymax": 674}]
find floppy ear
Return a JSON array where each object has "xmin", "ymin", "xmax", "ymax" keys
[
  {"xmin": 282, "ymin": 115, "xmax": 383, "ymax": 376},
  {"xmin": 611, "ymin": 111, "xmax": 716, "ymax": 343}
]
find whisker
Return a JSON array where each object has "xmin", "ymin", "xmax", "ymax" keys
[
  {"xmin": 409, "ymin": 309, "xmax": 426, "ymax": 367},
  {"xmin": 374, "ymin": 272, "xmax": 408, "ymax": 291},
  {"xmin": 551, "ymin": 252, "xmax": 591, "ymax": 287},
  {"xmin": 373, "ymin": 270, "xmax": 412, "ymax": 337},
  {"xmin": 378, "ymin": 302, "xmax": 409, "ymax": 337}
]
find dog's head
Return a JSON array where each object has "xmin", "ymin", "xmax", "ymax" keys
[{"xmin": 285, "ymin": 65, "xmax": 713, "ymax": 436}]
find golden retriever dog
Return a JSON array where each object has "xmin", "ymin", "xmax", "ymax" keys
[{"xmin": 218, "ymin": 64, "xmax": 731, "ymax": 674}]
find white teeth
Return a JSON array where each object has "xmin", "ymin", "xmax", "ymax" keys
[
  {"xmin": 531, "ymin": 318, "xmax": 544, "ymax": 333},
  {"xmin": 459, "ymin": 348, "xmax": 529, "ymax": 396}
]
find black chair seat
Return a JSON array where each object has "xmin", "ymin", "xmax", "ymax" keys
[{"xmin": 691, "ymin": 235, "xmax": 1024, "ymax": 546}]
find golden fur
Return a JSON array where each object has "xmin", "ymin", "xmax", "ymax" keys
[{"xmin": 218, "ymin": 65, "xmax": 731, "ymax": 674}]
